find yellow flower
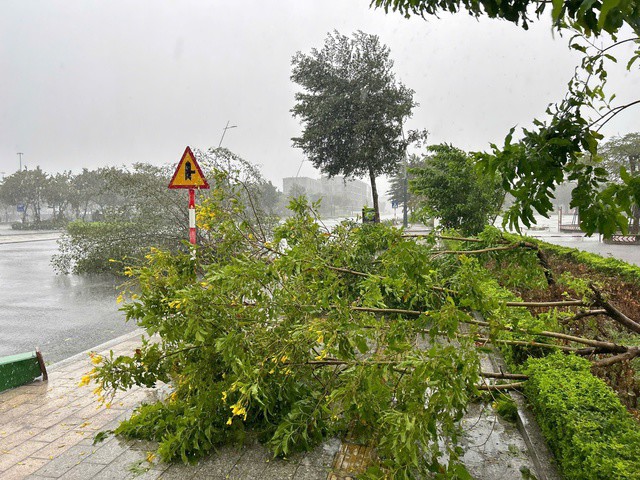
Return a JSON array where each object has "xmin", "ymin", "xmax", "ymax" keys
[
  {"xmin": 226, "ymin": 417, "xmax": 233, "ymax": 425},
  {"xmin": 231, "ymin": 403, "xmax": 246, "ymax": 419},
  {"xmin": 221, "ymin": 391, "xmax": 228, "ymax": 402},
  {"xmin": 91, "ymin": 355, "xmax": 102, "ymax": 365},
  {"xmin": 78, "ymin": 375, "xmax": 91, "ymax": 387},
  {"xmin": 93, "ymin": 386, "xmax": 103, "ymax": 396},
  {"xmin": 116, "ymin": 295, "xmax": 124, "ymax": 304},
  {"xmin": 280, "ymin": 355, "xmax": 288, "ymax": 363},
  {"xmin": 146, "ymin": 452, "xmax": 156, "ymax": 463}
]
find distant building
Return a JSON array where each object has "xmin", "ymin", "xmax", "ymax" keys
[{"xmin": 283, "ymin": 176, "xmax": 371, "ymax": 216}]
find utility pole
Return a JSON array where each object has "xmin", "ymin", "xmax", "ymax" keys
[
  {"xmin": 17, "ymin": 152, "xmax": 23, "ymax": 171},
  {"xmin": 218, "ymin": 121, "xmax": 237, "ymax": 148},
  {"xmin": 402, "ymin": 160, "xmax": 408, "ymax": 228}
]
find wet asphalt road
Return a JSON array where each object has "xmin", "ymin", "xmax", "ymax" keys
[{"xmin": 0, "ymin": 236, "xmax": 137, "ymax": 364}]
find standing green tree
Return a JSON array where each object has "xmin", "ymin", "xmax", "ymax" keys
[
  {"xmin": 0, "ymin": 167, "xmax": 48, "ymax": 224},
  {"xmin": 291, "ymin": 30, "xmax": 416, "ymax": 222},
  {"xmin": 371, "ymin": 1, "xmax": 640, "ymax": 237},
  {"xmin": 599, "ymin": 133, "xmax": 640, "ymax": 233},
  {"xmin": 410, "ymin": 144, "xmax": 504, "ymax": 235},
  {"xmin": 42, "ymin": 171, "xmax": 73, "ymax": 222},
  {"xmin": 387, "ymin": 154, "xmax": 425, "ymax": 219}
]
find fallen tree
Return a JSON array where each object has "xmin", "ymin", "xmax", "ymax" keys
[{"xmin": 84, "ymin": 196, "xmax": 640, "ymax": 478}]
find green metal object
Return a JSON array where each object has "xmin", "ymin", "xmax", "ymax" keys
[
  {"xmin": 362, "ymin": 206, "xmax": 376, "ymax": 224},
  {"xmin": 0, "ymin": 350, "xmax": 47, "ymax": 392}
]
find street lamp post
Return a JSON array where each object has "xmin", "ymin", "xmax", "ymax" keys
[
  {"xmin": 218, "ymin": 121, "xmax": 237, "ymax": 148},
  {"xmin": 17, "ymin": 153, "xmax": 23, "ymax": 171}
]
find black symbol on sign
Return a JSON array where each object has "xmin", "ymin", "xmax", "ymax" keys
[{"xmin": 185, "ymin": 161, "xmax": 195, "ymax": 181}]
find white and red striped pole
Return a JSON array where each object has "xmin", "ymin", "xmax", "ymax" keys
[{"xmin": 188, "ymin": 188, "xmax": 196, "ymax": 245}]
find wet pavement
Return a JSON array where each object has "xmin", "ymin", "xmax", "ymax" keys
[
  {"xmin": 0, "ymin": 228, "xmax": 137, "ymax": 364},
  {"xmin": 514, "ymin": 214, "xmax": 640, "ymax": 266},
  {"xmin": 0, "ymin": 330, "xmax": 554, "ymax": 480}
]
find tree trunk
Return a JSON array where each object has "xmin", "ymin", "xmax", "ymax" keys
[
  {"xmin": 631, "ymin": 204, "xmax": 639, "ymax": 234},
  {"xmin": 368, "ymin": 168, "xmax": 380, "ymax": 223}
]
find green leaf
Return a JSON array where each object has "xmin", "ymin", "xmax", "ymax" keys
[{"xmin": 598, "ymin": 0, "xmax": 622, "ymax": 30}]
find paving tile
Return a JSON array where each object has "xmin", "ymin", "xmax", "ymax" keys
[
  {"xmin": 0, "ymin": 439, "xmax": 49, "ymax": 472},
  {"xmin": 293, "ymin": 463, "xmax": 332, "ymax": 480},
  {"xmin": 225, "ymin": 442, "xmax": 271, "ymax": 479},
  {"xmin": 0, "ymin": 456, "xmax": 48, "ymax": 479},
  {"xmin": 30, "ymin": 430, "xmax": 88, "ymax": 460},
  {"xmin": 30, "ymin": 445, "xmax": 94, "ymax": 478},
  {"xmin": 83, "ymin": 437, "xmax": 129, "ymax": 464},
  {"xmin": 90, "ymin": 449, "xmax": 157, "ymax": 480},
  {"xmin": 0, "ymin": 451, "xmax": 23, "ymax": 473},
  {"xmin": 31, "ymin": 425, "xmax": 74, "ymax": 443},
  {"xmin": 261, "ymin": 457, "xmax": 299, "ymax": 480},
  {"xmin": 0, "ymin": 422, "xmax": 24, "ymax": 439},
  {"xmin": 299, "ymin": 438, "xmax": 341, "ymax": 468},
  {"xmin": 192, "ymin": 445, "xmax": 243, "ymax": 479},
  {"xmin": 56, "ymin": 460, "xmax": 107, "ymax": 480},
  {"xmin": 0, "ymin": 428, "xmax": 42, "ymax": 451},
  {"xmin": 158, "ymin": 462, "xmax": 200, "ymax": 479}
]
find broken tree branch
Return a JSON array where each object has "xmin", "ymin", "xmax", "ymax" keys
[
  {"xmin": 505, "ymin": 300, "xmax": 586, "ymax": 308},
  {"xmin": 592, "ymin": 348, "xmax": 640, "ymax": 367},
  {"xmin": 589, "ymin": 284, "xmax": 640, "ymax": 335},
  {"xmin": 480, "ymin": 372, "xmax": 529, "ymax": 380},
  {"xmin": 477, "ymin": 382, "xmax": 527, "ymax": 391}
]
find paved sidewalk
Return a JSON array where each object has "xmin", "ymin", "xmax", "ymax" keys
[
  {"xmin": 0, "ymin": 331, "xmax": 338, "ymax": 480},
  {"xmin": 1, "ymin": 331, "xmax": 553, "ymax": 479}
]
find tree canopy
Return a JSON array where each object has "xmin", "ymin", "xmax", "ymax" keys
[
  {"xmin": 372, "ymin": 0, "xmax": 640, "ymax": 237},
  {"xmin": 291, "ymin": 30, "xmax": 416, "ymax": 222},
  {"xmin": 410, "ymin": 144, "xmax": 504, "ymax": 235},
  {"xmin": 370, "ymin": 0, "xmax": 640, "ymax": 36},
  {"xmin": 599, "ymin": 132, "xmax": 640, "ymax": 232}
]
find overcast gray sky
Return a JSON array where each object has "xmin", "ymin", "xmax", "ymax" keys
[{"xmin": 1, "ymin": 0, "xmax": 639, "ymax": 191}]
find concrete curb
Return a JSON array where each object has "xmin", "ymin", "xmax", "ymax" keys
[
  {"xmin": 46, "ymin": 328, "xmax": 146, "ymax": 372},
  {"xmin": 488, "ymin": 352, "xmax": 563, "ymax": 480}
]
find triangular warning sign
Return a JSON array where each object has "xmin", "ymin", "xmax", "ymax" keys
[{"xmin": 168, "ymin": 146, "xmax": 210, "ymax": 189}]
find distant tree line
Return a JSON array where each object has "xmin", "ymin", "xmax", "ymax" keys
[{"xmin": 0, "ymin": 148, "xmax": 284, "ymax": 274}]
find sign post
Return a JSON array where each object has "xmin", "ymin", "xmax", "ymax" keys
[{"xmin": 168, "ymin": 146, "xmax": 210, "ymax": 245}]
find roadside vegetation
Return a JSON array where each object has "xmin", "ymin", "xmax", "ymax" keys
[
  {"xmin": 0, "ymin": 148, "xmax": 283, "ymax": 275},
  {"xmin": 82, "ymin": 192, "xmax": 640, "ymax": 478},
  {"xmin": 14, "ymin": 1, "xmax": 640, "ymax": 477}
]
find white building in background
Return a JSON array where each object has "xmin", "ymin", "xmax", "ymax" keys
[{"xmin": 283, "ymin": 176, "xmax": 371, "ymax": 217}]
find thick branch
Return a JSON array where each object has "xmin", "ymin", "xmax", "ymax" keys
[
  {"xmin": 569, "ymin": 309, "xmax": 607, "ymax": 321},
  {"xmin": 326, "ymin": 265, "xmax": 369, "ymax": 277},
  {"xmin": 432, "ymin": 244, "xmax": 520, "ymax": 256},
  {"xmin": 477, "ymin": 382, "xmax": 526, "ymax": 391},
  {"xmin": 352, "ymin": 306, "xmax": 423, "ymax": 316},
  {"xmin": 462, "ymin": 317, "xmax": 626, "ymax": 350},
  {"xmin": 589, "ymin": 284, "xmax": 640, "ymax": 334},
  {"xmin": 471, "ymin": 335, "xmax": 577, "ymax": 352},
  {"xmin": 480, "ymin": 371, "xmax": 529, "ymax": 380},
  {"xmin": 592, "ymin": 348, "xmax": 640, "ymax": 367},
  {"xmin": 505, "ymin": 300, "xmax": 585, "ymax": 308}
]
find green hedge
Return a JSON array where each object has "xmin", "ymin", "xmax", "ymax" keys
[
  {"xmin": 525, "ymin": 353, "xmax": 640, "ymax": 480},
  {"xmin": 503, "ymin": 232, "xmax": 640, "ymax": 285}
]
